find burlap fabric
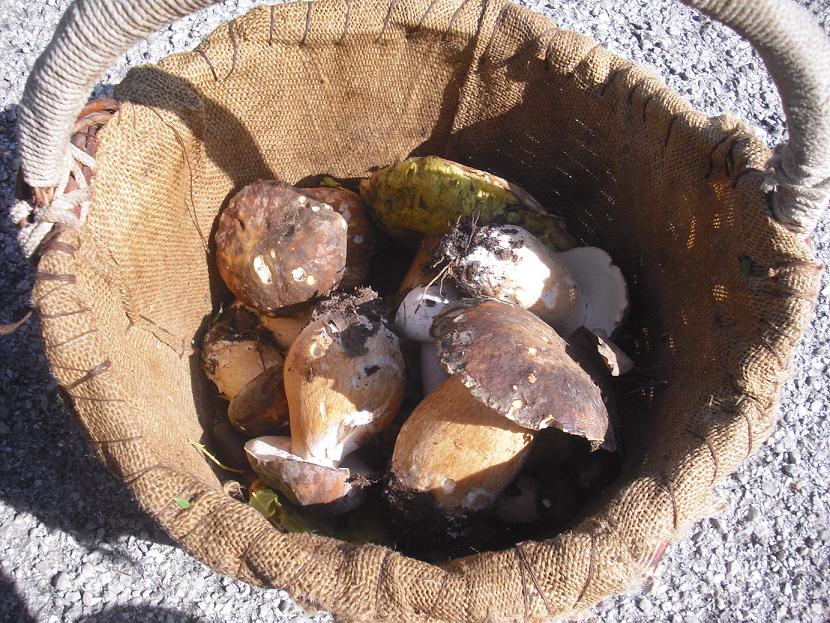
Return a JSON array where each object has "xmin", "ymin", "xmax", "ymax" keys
[{"xmin": 32, "ymin": 0, "xmax": 821, "ymax": 620}]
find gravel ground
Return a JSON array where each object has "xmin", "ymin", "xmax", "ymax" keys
[{"xmin": 1, "ymin": 1, "xmax": 829, "ymax": 622}]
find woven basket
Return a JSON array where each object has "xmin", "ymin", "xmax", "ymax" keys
[{"xmin": 15, "ymin": 0, "xmax": 829, "ymax": 621}]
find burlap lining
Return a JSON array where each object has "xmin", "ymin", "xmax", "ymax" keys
[{"xmin": 32, "ymin": 0, "xmax": 820, "ymax": 621}]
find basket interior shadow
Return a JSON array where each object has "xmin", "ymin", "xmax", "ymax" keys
[{"xmin": 34, "ymin": 0, "xmax": 819, "ymax": 620}]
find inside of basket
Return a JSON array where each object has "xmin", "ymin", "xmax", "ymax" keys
[{"xmin": 79, "ymin": 2, "xmax": 782, "ymax": 559}]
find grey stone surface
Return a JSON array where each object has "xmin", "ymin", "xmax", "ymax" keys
[{"xmin": 1, "ymin": 0, "xmax": 828, "ymax": 622}]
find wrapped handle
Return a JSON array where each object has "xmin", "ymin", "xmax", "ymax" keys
[{"xmin": 17, "ymin": 0, "xmax": 830, "ymax": 233}]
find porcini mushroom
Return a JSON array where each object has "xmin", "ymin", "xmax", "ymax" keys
[
  {"xmin": 257, "ymin": 307, "xmax": 313, "ymax": 352},
  {"xmin": 360, "ymin": 156, "xmax": 575, "ymax": 251},
  {"xmin": 386, "ymin": 376, "xmax": 534, "ymax": 543},
  {"xmin": 283, "ymin": 289, "xmax": 406, "ymax": 467},
  {"xmin": 303, "ymin": 186, "xmax": 375, "ymax": 288},
  {"xmin": 493, "ymin": 475, "xmax": 541, "ymax": 524},
  {"xmin": 397, "ymin": 236, "xmax": 440, "ymax": 298},
  {"xmin": 556, "ymin": 246, "xmax": 628, "ymax": 337},
  {"xmin": 215, "ymin": 180, "xmax": 348, "ymax": 313},
  {"xmin": 435, "ymin": 224, "xmax": 586, "ymax": 336},
  {"xmin": 430, "ymin": 298, "xmax": 612, "ymax": 449},
  {"xmin": 394, "ymin": 284, "xmax": 460, "ymax": 395},
  {"xmin": 227, "ymin": 363, "xmax": 290, "ymax": 437},
  {"xmin": 201, "ymin": 312, "xmax": 283, "ymax": 401},
  {"xmin": 245, "ymin": 436, "xmax": 367, "ymax": 514}
]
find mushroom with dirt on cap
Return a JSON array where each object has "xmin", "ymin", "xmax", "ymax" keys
[{"xmin": 283, "ymin": 289, "xmax": 406, "ymax": 468}]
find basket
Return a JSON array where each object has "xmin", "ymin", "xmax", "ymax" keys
[{"xmin": 14, "ymin": 0, "xmax": 829, "ymax": 621}]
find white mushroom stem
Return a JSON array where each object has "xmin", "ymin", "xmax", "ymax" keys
[
  {"xmin": 390, "ymin": 376, "xmax": 534, "ymax": 512},
  {"xmin": 452, "ymin": 225, "xmax": 587, "ymax": 336},
  {"xmin": 493, "ymin": 475, "xmax": 541, "ymax": 524},
  {"xmin": 394, "ymin": 284, "xmax": 460, "ymax": 342},
  {"xmin": 555, "ymin": 247, "xmax": 628, "ymax": 338},
  {"xmin": 420, "ymin": 342, "xmax": 448, "ymax": 395}
]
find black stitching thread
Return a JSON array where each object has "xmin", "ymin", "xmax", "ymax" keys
[
  {"xmin": 574, "ymin": 531, "xmax": 597, "ymax": 606},
  {"xmin": 63, "ymin": 359, "xmax": 111, "ymax": 391},
  {"xmin": 227, "ymin": 21, "xmax": 239, "ymax": 78},
  {"xmin": 194, "ymin": 48, "xmax": 219, "ymax": 82},
  {"xmin": 444, "ymin": 0, "xmax": 473, "ymax": 41},
  {"xmin": 373, "ymin": 550, "xmax": 393, "ymax": 619},
  {"xmin": 427, "ymin": 571, "xmax": 449, "ymax": 619},
  {"xmin": 337, "ymin": 0, "xmax": 351, "ymax": 45},
  {"xmin": 515, "ymin": 543, "xmax": 552, "ymax": 617},
  {"xmin": 407, "ymin": 0, "xmax": 438, "ymax": 37},
  {"xmin": 44, "ymin": 328, "xmax": 97, "ymax": 351},
  {"xmin": 300, "ymin": 2, "xmax": 313, "ymax": 46},
  {"xmin": 35, "ymin": 272, "xmax": 76, "ymax": 283},
  {"xmin": 685, "ymin": 426, "xmax": 719, "ymax": 485},
  {"xmin": 87, "ymin": 434, "xmax": 143, "ymax": 446},
  {"xmin": 375, "ymin": 0, "xmax": 398, "ymax": 43},
  {"xmin": 599, "ymin": 63, "xmax": 634, "ymax": 97},
  {"xmin": 661, "ymin": 472, "xmax": 679, "ymax": 531},
  {"xmin": 145, "ymin": 108, "xmax": 206, "ymax": 253},
  {"xmin": 41, "ymin": 307, "xmax": 92, "ymax": 319}
]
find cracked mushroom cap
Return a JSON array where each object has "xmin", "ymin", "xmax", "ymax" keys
[
  {"xmin": 430, "ymin": 298, "xmax": 612, "ymax": 449},
  {"xmin": 201, "ymin": 312, "xmax": 283, "ymax": 401},
  {"xmin": 215, "ymin": 180, "xmax": 348, "ymax": 313},
  {"xmin": 303, "ymin": 187, "xmax": 375, "ymax": 289},
  {"xmin": 245, "ymin": 436, "xmax": 366, "ymax": 514},
  {"xmin": 227, "ymin": 363, "xmax": 290, "ymax": 437},
  {"xmin": 555, "ymin": 246, "xmax": 629, "ymax": 338},
  {"xmin": 284, "ymin": 290, "xmax": 406, "ymax": 467}
]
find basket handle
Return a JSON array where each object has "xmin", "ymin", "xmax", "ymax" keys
[{"xmin": 16, "ymin": 0, "xmax": 830, "ymax": 233}]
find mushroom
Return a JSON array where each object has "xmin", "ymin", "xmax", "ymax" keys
[
  {"xmin": 386, "ymin": 376, "xmax": 534, "ymax": 543},
  {"xmin": 419, "ymin": 342, "xmax": 447, "ymax": 395},
  {"xmin": 359, "ymin": 156, "xmax": 575, "ymax": 251},
  {"xmin": 556, "ymin": 246, "xmax": 628, "ymax": 337},
  {"xmin": 394, "ymin": 283, "xmax": 460, "ymax": 395},
  {"xmin": 397, "ymin": 236, "xmax": 440, "ymax": 298},
  {"xmin": 227, "ymin": 363, "xmax": 290, "ymax": 437},
  {"xmin": 245, "ymin": 436, "xmax": 367, "ymax": 514},
  {"xmin": 215, "ymin": 180, "xmax": 348, "ymax": 313},
  {"xmin": 434, "ymin": 223, "xmax": 586, "ymax": 336},
  {"xmin": 210, "ymin": 420, "xmax": 251, "ymax": 473},
  {"xmin": 201, "ymin": 311, "xmax": 283, "ymax": 401},
  {"xmin": 257, "ymin": 307, "xmax": 313, "ymax": 352},
  {"xmin": 283, "ymin": 289, "xmax": 406, "ymax": 467},
  {"xmin": 568, "ymin": 326, "xmax": 633, "ymax": 376},
  {"xmin": 303, "ymin": 186, "xmax": 375, "ymax": 288},
  {"xmin": 493, "ymin": 475, "xmax": 540, "ymax": 524},
  {"xmin": 522, "ymin": 426, "xmax": 577, "ymax": 475},
  {"xmin": 537, "ymin": 468, "xmax": 581, "ymax": 528},
  {"xmin": 430, "ymin": 297, "xmax": 612, "ymax": 450}
]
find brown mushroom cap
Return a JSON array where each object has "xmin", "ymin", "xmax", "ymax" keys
[
  {"xmin": 227, "ymin": 363, "xmax": 290, "ymax": 437},
  {"xmin": 257, "ymin": 307, "xmax": 313, "ymax": 352},
  {"xmin": 245, "ymin": 436, "xmax": 366, "ymax": 514},
  {"xmin": 430, "ymin": 298, "xmax": 611, "ymax": 448},
  {"xmin": 215, "ymin": 181, "xmax": 348, "ymax": 313},
  {"xmin": 201, "ymin": 314, "xmax": 283, "ymax": 401},
  {"xmin": 303, "ymin": 187, "xmax": 375, "ymax": 289},
  {"xmin": 284, "ymin": 290, "xmax": 406, "ymax": 467}
]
